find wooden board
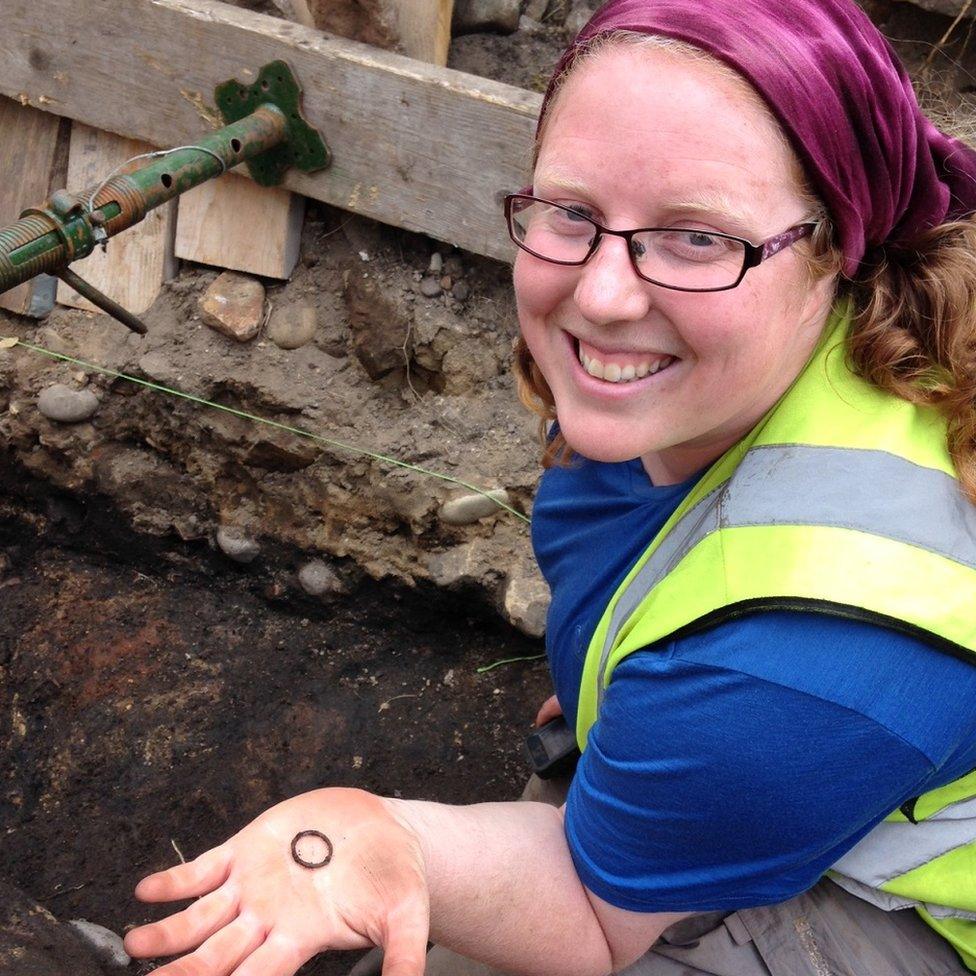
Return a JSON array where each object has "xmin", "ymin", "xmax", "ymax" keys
[
  {"xmin": 56, "ymin": 124, "xmax": 177, "ymax": 315},
  {"xmin": 175, "ymin": 171, "xmax": 303, "ymax": 278},
  {"xmin": 394, "ymin": 0, "xmax": 454, "ymax": 66},
  {"xmin": 0, "ymin": 96, "xmax": 69, "ymax": 317},
  {"xmin": 0, "ymin": 0, "xmax": 539, "ymax": 262}
]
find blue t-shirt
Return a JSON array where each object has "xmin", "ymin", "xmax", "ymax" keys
[{"xmin": 532, "ymin": 452, "xmax": 976, "ymax": 913}]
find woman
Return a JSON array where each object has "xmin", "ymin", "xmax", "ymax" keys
[{"xmin": 123, "ymin": 2, "xmax": 976, "ymax": 974}]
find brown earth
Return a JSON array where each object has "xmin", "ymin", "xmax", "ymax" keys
[
  {"xmin": 0, "ymin": 485, "xmax": 550, "ymax": 976},
  {"xmin": 2, "ymin": 2, "xmax": 976, "ymax": 974}
]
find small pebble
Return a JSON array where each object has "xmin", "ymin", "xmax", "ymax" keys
[
  {"xmin": 37, "ymin": 383, "xmax": 99, "ymax": 423},
  {"xmin": 443, "ymin": 255, "xmax": 464, "ymax": 278},
  {"xmin": 267, "ymin": 304, "xmax": 317, "ymax": 350},
  {"xmin": 429, "ymin": 252, "xmax": 443, "ymax": 274},
  {"xmin": 439, "ymin": 489, "xmax": 511, "ymax": 525},
  {"xmin": 216, "ymin": 527, "xmax": 261, "ymax": 564},
  {"xmin": 299, "ymin": 559, "xmax": 344, "ymax": 597},
  {"xmin": 419, "ymin": 277, "xmax": 443, "ymax": 298},
  {"xmin": 68, "ymin": 919, "xmax": 131, "ymax": 969},
  {"xmin": 440, "ymin": 275, "xmax": 453, "ymax": 290},
  {"xmin": 452, "ymin": 280, "xmax": 471, "ymax": 302}
]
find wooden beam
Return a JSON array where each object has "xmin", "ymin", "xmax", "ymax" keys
[
  {"xmin": 175, "ymin": 172, "xmax": 303, "ymax": 278},
  {"xmin": 0, "ymin": 97, "xmax": 69, "ymax": 317},
  {"xmin": 0, "ymin": 0, "xmax": 538, "ymax": 263},
  {"xmin": 56, "ymin": 124, "xmax": 177, "ymax": 315}
]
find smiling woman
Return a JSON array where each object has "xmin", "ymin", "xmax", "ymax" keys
[{"xmin": 121, "ymin": 3, "xmax": 976, "ymax": 976}]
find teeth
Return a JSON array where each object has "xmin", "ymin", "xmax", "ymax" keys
[{"xmin": 578, "ymin": 346, "xmax": 673, "ymax": 383}]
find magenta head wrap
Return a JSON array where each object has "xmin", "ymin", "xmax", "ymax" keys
[{"xmin": 540, "ymin": 0, "xmax": 976, "ymax": 276}]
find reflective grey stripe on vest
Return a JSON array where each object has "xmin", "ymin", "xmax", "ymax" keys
[
  {"xmin": 595, "ymin": 444, "xmax": 976, "ymax": 713},
  {"xmin": 832, "ymin": 794, "xmax": 976, "ymax": 885},
  {"xmin": 829, "ymin": 874, "xmax": 976, "ymax": 920}
]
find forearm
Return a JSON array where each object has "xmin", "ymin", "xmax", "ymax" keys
[{"xmin": 386, "ymin": 797, "xmax": 615, "ymax": 976}]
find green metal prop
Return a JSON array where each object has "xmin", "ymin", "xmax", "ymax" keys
[{"xmin": 0, "ymin": 61, "xmax": 329, "ymax": 328}]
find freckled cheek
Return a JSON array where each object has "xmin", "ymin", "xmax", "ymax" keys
[{"xmin": 513, "ymin": 253, "xmax": 575, "ymax": 321}]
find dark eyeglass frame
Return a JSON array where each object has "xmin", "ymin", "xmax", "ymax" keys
[{"xmin": 504, "ymin": 193, "xmax": 818, "ymax": 293}]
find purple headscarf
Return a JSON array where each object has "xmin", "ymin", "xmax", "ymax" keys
[{"xmin": 540, "ymin": 0, "xmax": 976, "ymax": 275}]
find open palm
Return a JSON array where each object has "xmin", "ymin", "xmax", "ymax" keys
[{"xmin": 124, "ymin": 788, "xmax": 430, "ymax": 976}]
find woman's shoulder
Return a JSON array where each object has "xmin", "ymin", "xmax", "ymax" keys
[{"xmin": 624, "ymin": 609, "xmax": 976, "ymax": 770}]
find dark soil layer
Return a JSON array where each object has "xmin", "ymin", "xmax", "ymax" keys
[{"xmin": 0, "ymin": 485, "xmax": 550, "ymax": 975}]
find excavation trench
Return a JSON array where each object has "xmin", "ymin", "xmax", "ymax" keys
[{"xmin": 0, "ymin": 482, "xmax": 549, "ymax": 976}]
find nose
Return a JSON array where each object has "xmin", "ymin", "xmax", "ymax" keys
[{"xmin": 572, "ymin": 234, "xmax": 652, "ymax": 326}]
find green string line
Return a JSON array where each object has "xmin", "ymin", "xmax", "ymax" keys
[
  {"xmin": 5, "ymin": 339, "xmax": 530, "ymax": 525},
  {"xmin": 476, "ymin": 653, "xmax": 545, "ymax": 673}
]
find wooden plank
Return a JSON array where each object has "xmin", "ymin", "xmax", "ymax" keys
[
  {"xmin": 0, "ymin": 0, "xmax": 538, "ymax": 262},
  {"xmin": 56, "ymin": 124, "xmax": 176, "ymax": 315},
  {"xmin": 175, "ymin": 171, "xmax": 303, "ymax": 278},
  {"xmin": 175, "ymin": 0, "xmax": 309, "ymax": 281},
  {"xmin": 0, "ymin": 97, "xmax": 68, "ymax": 317},
  {"xmin": 394, "ymin": 0, "xmax": 454, "ymax": 66}
]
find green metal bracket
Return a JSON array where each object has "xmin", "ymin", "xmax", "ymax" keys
[{"xmin": 215, "ymin": 60, "xmax": 330, "ymax": 187}]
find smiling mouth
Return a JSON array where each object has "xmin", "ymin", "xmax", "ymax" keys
[{"xmin": 574, "ymin": 338, "xmax": 678, "ymax": 384}]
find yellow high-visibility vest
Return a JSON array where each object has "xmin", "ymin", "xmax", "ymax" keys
[{"xmin": 577, "ymin": 303, "xmax": 976, "ymax": 969}]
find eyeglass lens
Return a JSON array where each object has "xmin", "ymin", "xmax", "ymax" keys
[{"xmin": 509, "ymin": 198, "xmax": 747, "ymax": 290}]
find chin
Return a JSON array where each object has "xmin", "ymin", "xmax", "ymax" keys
[{"xmin": 557, "ymin": 417, "xmax": 653, "ymax": 464}]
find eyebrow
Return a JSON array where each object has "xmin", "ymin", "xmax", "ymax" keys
[{"xmin": 532, "ymin": 174, "xmax": 756, "ymax": 230}]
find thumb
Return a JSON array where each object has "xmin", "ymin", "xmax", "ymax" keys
[{"xmin": 380, "ymin": 898, "xmax": 430, "ymax": 976}]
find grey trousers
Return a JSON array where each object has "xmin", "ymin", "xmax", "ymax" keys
[{"xmin": 351, "ymin": 774, "xmax": 967, "ymax": 976}]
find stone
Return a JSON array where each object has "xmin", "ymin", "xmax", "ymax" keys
[
  {"xmin": 67, "ymin": 919, "xmax": 131, "ymax": 969},
  {"xmin": 37, "ymin": 384, "xmax": 98, "ymax": 423},
  {"xmin": 452, "ymin": 281, "xmax": 471, "ymax": 302},
  {"xmin": 441, "ymin": 338, "xmax": 499, "ymax": 394},
  {"xmin": 524, "ymin": 0, "xmax": 548, "ymax": 18},
  {"xmin": 216, "ymin": 526, "xmax": 261, "ymax": 564},
  {"xmin": 439, "ymin": 489, "xmax": 512, "ymax": 525},
  {"xmin": 198, "ymin": 272, "xmax": 265, "ymax": 343},
  {"xmin": 503, "ymin": 567, "xmax": 550, "ymax": 638},
  {"xmin": 306, "ymin": 0, "xmax": 400, "ymax": 49},
  {"xmin": 519, "ymin": 14, "xmax": 545, "ymax": 32},
  {"xmin": 298, "ymin": 559, "xmax": 345, "ymax": 597},
  {"xmin": 564, "ymin": 1, "xmax": 591, "ymax": 36},
  {"xmin": 0, "ymin": 879, "xmax": 105, "ymax": 976},
  {"xmin": 419, "ymin": 277, "xmax": 443, "ymax": 298},
  {"xmin": 267, "ymin": 304, "xmax": 317, "ymax": 350},
  {"xmin": 452, "ymin": 0, "xmax": 521, "ymax": 35},
  {"xmin": 344, "ymin": 275, "xmax": 412, "ymax": 380},
  {"xmin": 903, "ymin": 0, "xmax": 974, "ymax": 16},
  {"xmin": 443, "ymin": 255, "xmax": 464, "ymax": 278},
  {"xmin": 428, "ymin": 251, "xmax": 443, "ymax": 274},
  {"xmin": 426, "ymin": 539, "xmax": 495, "ymax": 589}
]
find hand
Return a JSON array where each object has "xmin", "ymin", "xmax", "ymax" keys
[
  {"xmin": 124, "ymin": 788, "xmax": 429, "ymax": 976},
  {"xmin": 535, "ymin": 694, "xmax": 563, "ymax": 728}
]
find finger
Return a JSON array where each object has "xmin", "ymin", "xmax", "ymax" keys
[
  {"xmin": 229, "ymin": 932, "xmax": 309, "ymax": 976},
  {"xmin": 380, "ymin": 900, "xmax": 430, "ymax": 976},
  {"xmin": 124, "ymin": 884, "xmax": 239, "ymax": 958},
  {"xmin": 140, "ymin": 912, "xmax": 266, "ymax": 976},
  {"xmin": 135, "ymin": 845, "xmax": 233, "ymax": 903},
  {"xmin": 535, "ymin": 694, "xmax": 563, "ymax": 727}
]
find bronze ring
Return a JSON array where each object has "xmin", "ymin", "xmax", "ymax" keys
[{"xmin": 290, "ymin": 829, "xmax": 333, "ymax": 869}]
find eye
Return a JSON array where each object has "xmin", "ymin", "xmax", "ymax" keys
[{"xmin": 554, "ymin": 201, "xmax": 599, "ymax": 222}]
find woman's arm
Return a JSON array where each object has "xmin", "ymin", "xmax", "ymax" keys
[
  {"xmin": 388, "ymin": 795, "xmax": 683, "ymax": 975},
  {"xmin": 124, "ymin": 788, "xmax": 682, "ymax": 976}
]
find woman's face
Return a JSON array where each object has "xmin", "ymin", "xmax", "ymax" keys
[{"xmin": 515, "ymin": 45, "xmax": 836, "ymax": 484}]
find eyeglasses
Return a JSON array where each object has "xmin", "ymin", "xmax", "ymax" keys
[{"xmin": 504, "ymin": 193, "xmax": 816, "ymax": 293}]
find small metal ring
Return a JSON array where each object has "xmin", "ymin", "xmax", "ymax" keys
[{"xmin": 290, "ymin": 829, "xmax": 333, "ymax": 869}]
